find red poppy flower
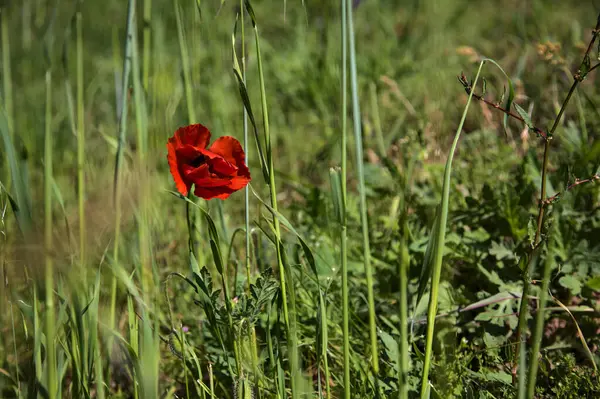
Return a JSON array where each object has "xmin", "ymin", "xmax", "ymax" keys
[{"xmin": 167, "ymin": 124, "xmax": 251, "ymax": 200}]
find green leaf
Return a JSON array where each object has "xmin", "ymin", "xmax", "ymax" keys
[
  {"xmin": 489, "ymin": 241, "xmax": 514, "ymax": 260},
  {"xmin": 580, "ymin": 53, "xmax": 591, "ymax": 77},
  {"xmin": 514, "ymin": 103, "xmax": 534, "ymax": 130},
  {"xmin": 379, "ymin": 330, "xmax": 399, "ymax": 374},
  {"xmin": 483, "ymin": 331, "xmax": 507, "ymax": 348},
  {"xmin": 527, "ymin": 218, "xmax": 536, "ymax": 248},
  {"xmin": 559, "ymin": 275, "xmax": 582, "ymax": 296},
  {"xmin": 586, "ymin": 275, "xmax": 600, "ymax": 291},
  {"xmin": 249, "ymin": 184, "xmax": 321, "ymax": 282}
]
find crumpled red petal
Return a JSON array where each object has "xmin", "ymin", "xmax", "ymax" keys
[
  {"xmin": 174, "ymin": 124, "xmax": 211, "ymax": 149},
  {"xmin": 209, "ymin": 136, "xmax": 251, "ymax": 179}
]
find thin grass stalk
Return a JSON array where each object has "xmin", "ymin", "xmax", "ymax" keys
[
  {"xmin": 0, "ymin": 201, "xmax": 3, "ymax": 334},
  {"xmin": 239, "ymin": 4, "xmax": 261, "ymax": 397},
  {"xmin": 9, "ymin": 293, "xmax": 20, "ymax": 396},
  {"xmin": 339, "ymin": 0, "xmax": 350, "ymax": 396},
  {"xmin": 346, "ymin": 0, "xmax": 378, "ymax": 375},
  {"xmin": 87, "ymin": 268, "xmax": 102, "ymax": 399},
  {"xmin": 209, "ymin": 363, "xmax": 215, "ymax": 398},
  {"xmin": 95, "ymin": 325, "xmax": 105, "ymax": 399},
  {"xmin": 139, "ymin": 310, "xmax": 160, "ymax": 399},
  {"xmin": 181, "ymin": 328, "xmax": 191, "ymax": 399},
  {"xmin": 127, "ymin": 296, "xmax": 140, "ymax": 399},
  {"xmin": 369, "ymin": 81, "xmax": 409, "ymax": 398},
  {"xmin": 526, "ymin": 237, "xmax": 555, "ymax": 399},
  {"xmin": 250, "ymin": 17, "xmax": 299, "ymax": 398},
  {"xmin": 1, "ymin": 187, "xmax": 20, "ymax": 395},
  {"xmin": 142, "ymin": 0, "xmax": 152, "ymax": 90},
  {"xmin": 241, "ymin": 1, "xmax": 251, "ymax": 294},
  {"xmin": 265, "ymin": 301, "xmax": 283, "ymax": 399},
  {"xmin": 419, "ymin": 61, "xmax": 485, "ymax": 398},
  {"xmin": 1, "ymin": 5, "xmax": 13, "ymax": 193},
  {"xmin": 131, "ymin": 11, "xmax": 152, "ymax": 299},
  {"xmin": 186, "ymin": 193, "xmax": 197, "ymax": 261},
  {"xmin": 76, "ymin": 3, "xmax": 86, "ymax": 277},
  {"xmin": 0, "ymin": 93, "xmax": 7, "ymax": 399},
  {"xmin": 398, "ymin": 223, "xmax": 409, "ymax": 399},
  {"xmin": 44, "ymin": 65, "xmax": 57, "ymax": 399},
  {"xmin": 33, "ymin": 287, "xmax": 42, "ymax": 378},
  {"xmin": 165, "ymin": 274, "xmax": 194, "ymax": 398},
  {"xmin": 514, "ymin": 15, "xmax": 600, "ymax": 391},
  {"xmin": 22, "ymin": 0, "xmax": 32, "ymax": 50},
  {"xmin": 110, "ymin": 0, "xmax": 136, "ymax": 359},
  {"xmin": 174, "ymin": 0, "xmax": 196, "ymax": 124},
  {"xmin": 1, "ymin": 6, "xmax": 13, "ymax": 134},
  {"xmin": 174, "ymin": 0, "xmax": 203, "ymax": 268}
]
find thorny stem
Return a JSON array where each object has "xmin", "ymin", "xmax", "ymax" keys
[{"xmin": 511, "ymin": 12, "xmax": 600, "ymax": 387}]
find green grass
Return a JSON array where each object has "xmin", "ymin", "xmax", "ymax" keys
[{"xmin": 1, "ymin": 1, "xmax": 600, "ymax": 398}]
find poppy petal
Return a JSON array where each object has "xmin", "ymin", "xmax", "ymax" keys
[
  {"xmin": 182, "ymin": 163, "xmax": 209, "ymax": 180},
  {"xmin": 208, "ymin": 136, "xmax": 246, "ymax": 166},
  {"xmin": 194, "ymin": 185, "xmax": 236, "ymax": 200},
  {"xmin": 167, "ymin": 141, "xmax": 191, "ymax": 196},
  {"xmin": 207, "ymin": 155, "xmax": 238, "ymax": 176},
  {"xmin": 194, "ymin": 177, "xmax": 233, "ymax": 188},
  {"xmin": 227, "ymin": 174, "xmax": 251, "ymax": 191},
  {"xmin": 177, "ymin": 145, "xmax": 205, "ymax": 162},
  {"xmin": 208, "ymin": 136, "xmax": 251, "ymax": 182},
  {"xmin": 175, "ymin": 124, "xmax": 211, "ymax": 149}
]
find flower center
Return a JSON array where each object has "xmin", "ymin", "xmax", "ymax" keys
[{"xmin": 189, "ymin": 154, "xmax": 206, "ymax": 167}]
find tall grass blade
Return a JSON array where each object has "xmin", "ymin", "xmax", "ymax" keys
[
  {"xmin": 44, "ymin": 63, "xmax": 57, "ymax": 399},
  {"xmin": 1, "ymin": 6, "xmax": 13, "ymax": 134},
  {"xmin": 76, "ymin": 2, "xmax": 86, "ymax": 273},
  {"xmin": 143, "ymin": 0, "xmax": 152, "ymax": 90},
  {"xmin": 174, "ymin": 0, "xmax": 196, "ymax": 124},
  {"xmin": 419, "ymin": 60, "xmax": 485, "ymax": 398},
  {"xmin": 110, "ymin": 0, "xmax": 136, "ymax": 365},
  {"xmin": 243, "ymin": 2, "xmax": 300, "ymax": 396},
  {"xmin": 131, "ymin": 5, "xmax": 152, "ymax": 297},
  {"xmin": 346, "ymin": 0, "xmax": 378, "ymax": 376},
  {"xmin": 526, "ymin": 236, "xmax": 555, "ymax": 399},
  {"xmin": 339, "ymin": 0, "xmax": 350, "ymax": 395}
]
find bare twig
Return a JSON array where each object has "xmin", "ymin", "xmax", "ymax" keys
[{"xmin": 543, "ymin": 174, "xmax": 600, "ymax": 205}]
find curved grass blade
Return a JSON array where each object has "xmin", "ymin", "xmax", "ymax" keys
[{"xmin": 483, "ymin": 58, "xmax": 515, "ymax": 134}]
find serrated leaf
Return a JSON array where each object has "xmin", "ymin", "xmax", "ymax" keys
[
  {"xmin": 487, "ymin": 371, "xmax": 513, "ymax": 385},
  {"xmin": 514, "ymin": 103, "xmax": 534, "ymax": 130},
  {"xmin": 559, "ymin": 275, "xmax": 582, "ymax": 295},
  {"xmin": 483, "ymin": 331, "xmax": 507, "ymax": 348},
  {"xmin": 489, "ymin": 241, "xmax": 514, "ymax": 260},
  {"xmin": 527, "ymin": 218, "xmax": 536, "ymax": 248}
]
